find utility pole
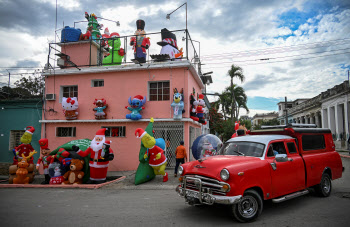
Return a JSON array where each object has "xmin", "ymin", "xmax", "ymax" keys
[
  {"xmin": 6, "ymin": 69, "xmax": 10, "ymax": 88},
  {"xmin": 285, "ymin": 96, "xmax": 288, "ymax": 126}
]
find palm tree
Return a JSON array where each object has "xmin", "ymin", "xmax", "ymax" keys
[
  {"xmin": 227, "ymin": 64, "xmax": 245, "ymax": 123},
  {"xmin": 223, "ymin": 85, "xmax": 249, "ymax": 119}
]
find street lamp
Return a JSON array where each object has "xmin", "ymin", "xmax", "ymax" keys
[
  {"xmin": 201, "ymin": 71, "xmax": 213, "ymax": 95},
  {"xmin": 167, "ymin": 2, "xmax": 188, "ymax": 58}
]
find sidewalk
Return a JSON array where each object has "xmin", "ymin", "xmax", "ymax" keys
[{"xmin": 337, "ymin": 150, "xmax": 350, "ymax": 159}]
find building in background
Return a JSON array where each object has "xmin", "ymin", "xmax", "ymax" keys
[
  {"xmin": 277, "ymin": 80, "xmax": 350, "ymax": 150},
  {"xmin": 252, "ymin": 112, "xmax": 278, "ymax": 127}
]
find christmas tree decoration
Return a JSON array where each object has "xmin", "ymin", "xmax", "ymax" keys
[
  {"xmin": 171, "ymin": 88, "xmax": 185, "ymax": 120},
  {"xmin": 125, "ymin": 95, "xmax": 146, "ymax": 120}
]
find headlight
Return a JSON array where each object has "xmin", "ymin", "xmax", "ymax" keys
[
  {"xmin": 178, "ymin": 166, "xmax": 184, "ymax": 175},
  {"xmin": 220, "ymin": 169, "xmax": 230, "ymax": 181}
]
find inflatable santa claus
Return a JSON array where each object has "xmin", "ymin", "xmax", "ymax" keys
[{"xmin": 72, "ymin": 128, "xmax": 114, "ymax": 184}]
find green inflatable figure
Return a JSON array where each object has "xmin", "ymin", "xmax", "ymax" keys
[
  {"xmin": 50, "ymin": 139, "xmax": 92, "ymax": 183},
  {"xmin": 103, "ymin": 32, "xmax": 125, "ymax": 65},
  {"xmin": 134, "ymin": 118, "xmax": 156, "ymax": 185}
]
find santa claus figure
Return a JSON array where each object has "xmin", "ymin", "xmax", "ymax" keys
[
  {"xmin": 36, "ymin": 138, "xmax": 51, "ymax": 184},
  {"xmin": 73, "ymin": 128, "xmax": 114, "ymax": 184},
  {"xmin": 130, "ymin": 19, "xmax": 150, "ymax": 63},
  {"xmin": 135, "ymin": 128, "xmax": 168, "ymax": 182},
  {"xmin": 13, "ymin": 126, "xmax": 35, "ymax": 165}
]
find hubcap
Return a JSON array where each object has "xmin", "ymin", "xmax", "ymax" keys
[
  {"xmin": 323, "ymin": 177, "xmax": 331, "ymax": 193},
  {"xmin": 238, "ymin": 195, "xmax": 258, "ymax": 218}
]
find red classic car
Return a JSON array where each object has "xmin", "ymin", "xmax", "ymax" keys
[{"xmin": 176, "ymin": 127, "xmax": 344, "ymax": 222}]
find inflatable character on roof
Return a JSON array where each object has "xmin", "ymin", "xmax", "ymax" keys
[
  {"xmin": 157, "ymin": 28, "xmax": 183, "ymax": 60},
  {"xmin": 73, "ymin": 128, "xmax": 114, "ymax": 184},
  {"xmin": 125, "ymin": 95, "xmax": 146, "ymax": 120},
  {"xmin": 171, "ymin": 88, "xmax": 185, "ymax": 120},
  {"xmin": 102, "ymin": 30, "xmax": 125, "ymax": 65},
  {"xmin": 135, "ymin": 120, "xmax": 168, "ymax": 183},
  {"xmin": 36, "ymin": 138, "xmax": 51, "ymax": 184},
  {"xmin": 130, "ymin": 19, "xmax": 150, "ymax": 63}
]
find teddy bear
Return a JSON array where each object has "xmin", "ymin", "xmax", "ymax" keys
[{"xmin": 62, "ymin": 159, "xmax": 85, "ymax": 185}]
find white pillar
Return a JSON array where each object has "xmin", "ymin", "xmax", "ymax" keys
[
  {"xmin": 322, "ymin": 108, "xmax": 328, "ymax": 128},
  {"xmin": 329, "ymin": 106, "xmax": 336, "ymax": 136},
  {"xmin": 344, "ymin": 98, "xmax": 349, "ymax": 142}
]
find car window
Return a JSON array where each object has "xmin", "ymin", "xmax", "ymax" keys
[
  {"xmin": 219, "ymin": 142, "xmax": 265, "ymax": 157},
  {"xmin": 268, "ymin": 142, "xmax": 287, "ymax": 157},
  {"xmin": 302, "ymin": 135, "xmax": 325, "ymax": 150},
  {"xmin": 287, "ymin": 142, "xmax": 297, "ymax": 154}
]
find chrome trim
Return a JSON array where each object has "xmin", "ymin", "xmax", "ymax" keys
[
  {"xmin": 272, "ymin": 189, "xmax": 309, "ymax": 203},
  {"xmin": 176, "ymin": 186, "xmax": 241, "ymax": 205}
]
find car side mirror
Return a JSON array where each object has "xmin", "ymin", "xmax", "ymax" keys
[{"xmin": 275, "ymin": 154, "xmax": 288, "ymax": 162}]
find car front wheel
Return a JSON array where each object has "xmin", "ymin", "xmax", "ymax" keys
[
  {"xmin": 315, "ymin": 173, "xmax": 332, "ymax": 197},
  {"xmin": 232, "ymin": 189, "xmax": 263, "ymax": 223}
]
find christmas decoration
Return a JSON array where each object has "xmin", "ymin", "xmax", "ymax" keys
[
  {"xmin": 36, "ymin": 138, "xmax": 51, "ymax": 184},
  {"xmin": 62, "ymin": 97, "xmax": 79, "ymax": 120},
  {"xmin": 102, "ymin": 32, "xmax": 125, "ymax": 65},
  {"xmin": 62, "ymin": 159, "xmax": 85, "ymax": 185},
  {"xmin": 13, "ymin": 151, "xmax": 37, "ymax": 184},
  {"xmin": 171, "ymin": 88, "xmax": 185, "ymax": 120},
  {"xmin": 93, "ymin": 98, "xmax": 108, "ymax": 120},
  {"xmin": 194, "ymin": 94, "xmax": 207, "ymax": 125},
  {"xmin": 130, "ymin": 19, "xmax": 150, "ymax": 63},
  {"xmin": 125, "ymin": 95, "xmax": 146, "ymax": 120},
  {"xmin": 191, "ymin": 134, "xmax": 223, "ymax": 160},
  {"xmin": 151, "ymin": 28, "xmax": 183, "ymax": 61},
  {"xmin": 135, "ymin": 119, "xmax": 168, "ymax": 183},
  {"xmin": 73, "ymin": 128, "xmax": 114, "ymax": 184}
]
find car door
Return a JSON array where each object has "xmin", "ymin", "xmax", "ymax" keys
[{"xmin": 265, "ymin": 140, "xmax": 304, "ymax": 198}]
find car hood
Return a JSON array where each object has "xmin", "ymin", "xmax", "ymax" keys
[{"xmin": 183, "ymin": 155, "xmax": 261, "ymax": 178}]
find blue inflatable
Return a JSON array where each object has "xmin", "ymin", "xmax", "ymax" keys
[{"xmin": 191, "ymin": 134, "xmax": 223, "ymax": 160}]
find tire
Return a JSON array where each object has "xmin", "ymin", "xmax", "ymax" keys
[
  {"xmin": 314, "ymin": 173, "xmax": 332, "ymax": 197},
  {"xmin": 232, "ymin": 189, "xmax": 263, "ymax": 223}
]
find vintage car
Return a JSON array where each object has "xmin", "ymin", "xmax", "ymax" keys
[{"xmin": 175, "ymin": 126, "xmax": 344, "ymax": 222}]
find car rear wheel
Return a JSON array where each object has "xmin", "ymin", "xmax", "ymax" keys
[
  {"xmin": 315, "ymin": 173, "xmax": 332, "ymax": 197},
  {"xmin": 232, "ymin": 189, "xmax": 263, "ymax": 223}
]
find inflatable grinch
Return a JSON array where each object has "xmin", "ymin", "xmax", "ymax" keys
[
  {"xmin": 135, "ymin": 119, "xmax": 168, "ymax": 183},
  {"xmin": 102, "ymin": 31, "xmax": 125, "ymax": 65}
]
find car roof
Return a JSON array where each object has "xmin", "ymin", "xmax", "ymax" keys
[{"xmin": 226, "ymin": 135, "xmax": 294, "ymax": 145}]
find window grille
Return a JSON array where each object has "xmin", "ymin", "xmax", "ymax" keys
[
  {"xmin": 9, "ymin": 130, "xmax": 25, "ymax": 150},
  {"xmin": 92, "ymin": 80, "xmax": 104, "ymax": 87},
  {"xmin": 153, "ymin": 122, "xmax": 184, "ymax": 168},
  {"xmin": 56, "ymin": 127, "xmax": 76, "ymax": 137},
  {"xmin": 102, "ymin": 126, "xmax": 126, "ymax": 137},
  {"xmin": 149, "ymin": 81, "xmax": 170, "ymax": 101},
  {"xmin": 62, "ymin": 86, "xmax": 78, "ymax": 98}
]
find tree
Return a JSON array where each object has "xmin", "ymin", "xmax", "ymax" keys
[
  {"xmin": 209, "ymin": 106, "xmax": 224, "ymax": 135},
  {"xmin": 14, "ymin": 75, "xmax": 44, "ymax": 96},
  {"xmin": 254, "ymin": 118, "xmax": 280, "ymax": 130},
  {"xmin": 227, "ymin": 64, "xmax": 245, "ymax": 123}
]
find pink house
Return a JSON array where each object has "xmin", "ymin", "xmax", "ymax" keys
[{"xmin": 41, "ymin": 41, "xmax": 206, "ymax": 171}]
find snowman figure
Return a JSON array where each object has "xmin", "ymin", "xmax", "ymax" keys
[{"xmin": 157, "ymin": 28, "xmax": 183, "ymax": 60}]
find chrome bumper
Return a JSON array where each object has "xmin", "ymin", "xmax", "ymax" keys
[{"xmin": 176, "ymin": 185, "xmax": 242, "ymax": 205}]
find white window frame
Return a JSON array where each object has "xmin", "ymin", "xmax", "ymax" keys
[
  {"xmin": 59, "ymin": 85, "xmax": 78, "ymax": 103},
  {"xmin": 56, "ymin": 127, "xmax": 76, "ymax": 137},
  {"xmin": 102, "ymin": 126, "xmax": 126, "ymax": 137},
  {"xmin": 9, "ymin": 130, "xmax": 25, "ymax": 150},
  {"xmin": 148, "ymin": 80, "xmax": 170, "ymax": 101},
  {"xmin": 91, "ymin": 79, "xmax": 104, "ymax": 87}
]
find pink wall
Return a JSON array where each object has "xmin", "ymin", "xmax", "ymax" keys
[{"xmin": 60, "ymin": 42, "xmax": 99, "ymax": 66}]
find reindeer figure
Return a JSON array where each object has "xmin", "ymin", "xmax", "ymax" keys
[{"xmin": 13, "ymin": 151, "xmax": 37, "ymax": 184}]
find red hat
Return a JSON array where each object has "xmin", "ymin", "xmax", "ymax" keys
[
  {"xmin": 39, "ymin": 138, "xmax": 49, "ymax": 149},
  {"xmin": 198, "ymin": 94, "xmax": 204, "ymax": 100},
  {"xmin": 25, "ymin": 126, "xmax": 35, "ymax": 135},
  {"xmin": 133, "ymin": 95, "xmax": 144, "ymax": 101},
  {"xmin": 104, "ymin": 140, "xmax": 111, "ymax": 145},
  {"xmin": 96, "ymin": 128, "xmax": 107, "ymax": 137},
  {"xmin": 110, "ymin": 32, "xmax": 120, "ymax": 38},
  {"xmin": 234, "ymin": 121, "xmax": 240, "ymax": 131},
  {"xmin": 135, "ymin": 128, "xmax": 147, "ymax": 138}
]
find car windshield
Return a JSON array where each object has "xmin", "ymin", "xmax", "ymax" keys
[{"xmin": 219, "ymin": 142, "xmax": 265, "ymax": 157}]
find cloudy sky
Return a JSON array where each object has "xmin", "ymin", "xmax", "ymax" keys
[{"xmin": 0, "ymin": 0, "xmax": 349, "ymax": 117}]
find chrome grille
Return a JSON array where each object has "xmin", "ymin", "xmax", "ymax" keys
[{"xmin": 183, "ymin": 175, "xmax": 230, "ymax": 195}]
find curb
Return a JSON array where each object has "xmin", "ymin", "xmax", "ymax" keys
[
  {"xmin": 0, "ymin": 176, "xmax": 126, "ymax": 189},
  {"xmin": 340, "ymin": 154, "xmax": 350, "ymax": 158}
]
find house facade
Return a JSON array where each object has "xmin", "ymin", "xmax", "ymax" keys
[
  {"xmin": 0, "ymin": 99, "xmax": 42, "ymax": 163},
  {"xmin": 41, "ymin": 41, "xmax": 206, "ymax": 171},
  {"xmin": 277, "ymin": 81, "xmax": 350, "ymax": 149},
  {"xmin": 252, "ymin": 112, "xmax": 278, "ymax": 127}
]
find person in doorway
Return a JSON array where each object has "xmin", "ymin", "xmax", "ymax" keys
[{"xmin": 174, "ymin": 141, "xmax": 187, "ymax": 177}]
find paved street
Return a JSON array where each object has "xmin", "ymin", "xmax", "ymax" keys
[{"xmin": 0, "ymin": 157, "xmax": 349, "ymax": 226}]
